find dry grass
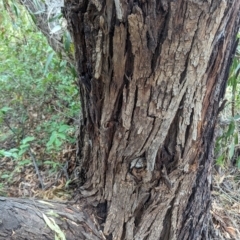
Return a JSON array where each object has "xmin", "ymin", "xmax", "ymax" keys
[{"xmin": 212, "ymin": 167, "xmax": 240, "ymax": 239}]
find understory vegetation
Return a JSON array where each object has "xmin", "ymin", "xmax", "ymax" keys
[
  {"xmin": 0, "ymin": 1, "xmax": 79, "ymax": 199},
  {"xmin": 0, "ymin": 1, "xmax": 240, "ymax": 238}
]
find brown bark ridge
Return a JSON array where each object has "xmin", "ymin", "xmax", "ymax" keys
[
  {"xmin": 3, "ymin": 0, "xmax": 238, "ymax": 239},
  {"xmin": 62, "ymin": 0, "xmax": 240, "ymax": 239},
  {"xmin": 0, "ymin": 197, "xmax": 104, "ymax": 240},
  {"xmin": 1, "ymin": 0, "xmax": 239, "ymax": 240}
]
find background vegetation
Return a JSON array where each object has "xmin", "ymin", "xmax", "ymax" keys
[
  {"xmin": 0, "ymin": 1, "xmax": 79, "ymax": 198},
  {"xmin": 215, "ymin": 36, "xmax": 240, "ymax": 168}
]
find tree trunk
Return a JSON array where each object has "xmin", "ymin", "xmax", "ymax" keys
[
  {"xmin": 0, "ymin": 197, "xmax": 103, "ymax": 240},
  {"xmin": 2, "ymin": 1, "xmax": 239, "ymax": 240},
  {"xmin": 62, "ymin": 0, "xmax": 240, "ymax": 239}
]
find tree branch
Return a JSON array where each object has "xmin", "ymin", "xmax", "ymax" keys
[
  {"xmin": 0, "ymin": 197, "xmax": 104, "ymax": 240},
  {"xmin": 19, "ymin": 0, "xmax": 74, "ymax": 65}
]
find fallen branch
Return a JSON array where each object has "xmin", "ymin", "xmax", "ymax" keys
[{"xmin": 0, "ymin": 197, "xmax": 104, "ymax": 240}]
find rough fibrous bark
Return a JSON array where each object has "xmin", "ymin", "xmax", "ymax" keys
[
  {"xmin": 62, "ymin": 0, "xmax": 240, "ymax": 239},
  {"xmin": 0, "ymin": 197, "xmax": 103, "ymax": 240},
  {"xmin": 2, "ymin": 0, "xmax": 240, "ymax": 240}
]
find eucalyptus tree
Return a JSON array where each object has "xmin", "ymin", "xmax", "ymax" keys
[{"xmin": 1, "ymin": 0, "xmax": 239, "ymax": 239}]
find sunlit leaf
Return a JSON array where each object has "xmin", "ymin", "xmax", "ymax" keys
[
  {"xmin": 58, "ymin": 125, "xmax": 69, "ymax": 132},
  {"xmin": 42, "ymin": 213, "xmax": 66, "ymax": 240},
  {"xmin": 21, "ymin": 136, "xmax": 35, "ymax": 145},
  {"xmin": 216, "ymin": 155, "xmax": 224, "ymax": 166},
  {"xmin": 0, "ymin": 150, "xmax": 13, "ymax": 157}
]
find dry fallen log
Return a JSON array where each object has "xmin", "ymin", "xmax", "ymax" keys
[{"xmin": 0, "ymin": 197, "xmax": 103, "ymax": 240}]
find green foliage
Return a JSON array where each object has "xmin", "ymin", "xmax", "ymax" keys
[
  {"xmin": 0, "ymin": 0, "xmax": 80, "ymax": 190},
  {"xmin": 215, "ymin": 35, "xmax": 240, "ymax": 168},
  {"xmin": 46, "ymin": 123, "xmax": 75, "ymax": 151},
  {"xmin": 215, "ymin": 120, "xmax": 239, "ymax": 167}
]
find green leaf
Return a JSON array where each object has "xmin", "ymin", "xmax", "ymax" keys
[
  {"xmin": 48, "ymin": 13, "xmax": 62, "ymax": 22},
  {"xmin": 0, "ymin": 106, "xmax": 12, "ymax": 113},
  {"xmin": 42, "ymin": 213, "xmax": 66, "ymax": 240},
  {"xmin": 18, "ymin": 148, "xmax": 28, "ymax": 156},
  {"xmin": 11, "ymin": 153, "xmax": 19, "ymax": 159},
  {"xmin": 55, "ymin": 138, "xmax": 62, "ymax": 148},
  {"xmin": 44, "ymin": 52, "xmax": 55, "ymax": 76},
  {"xmin": 58, "ymin": 125, "xmax": 69, "ymax": 132},
  {"xmin": 9, "ymin": 148, "xmax": 19, "ymax": 152},
  {"xmin": 44, "ymin": 160, "xmax": 54, "ymax": 165},
  {"xmin": 47, "ymin": 131, "xmax": 58, "ymax": 147},
  {"xmin": 228, "ymin": 141, "xmax": 235, "ymax": 160},
  {"xmin": 70, "ymin": 65, "xmax": 77, "ymax": 78},
  {"xmin": 57, "ymin": 133, "xmax": 67, "ymax": 140},
  {"xmin": 216, "ymin": 155, "xmax": 224, "ymax": 166},
  {"xmin": 234, "ymin": 133, "xmax": 238, "ymax": 145},
  {"xmin": 1, "ymin": 174, "xmax": 10, "ymax": 179},
  {"xmin": 12, "ymin": 3, "xmax": 20, "ymax": 17},
  {"xmin": 18, "ymin": 159, "xmax": 31, "ymax": 166},
  {"xmin": 226, "ymin": 121, "xmax": 235, "ymax": 138},
  {"xmin": 29, "ymin": 12, "xmax": 37, "ymax": 24},
  {"xmin": 21, "ymin": 136, "xmax": 35, "ymax": 145},
  {"xmin": 19, "ymin": 144, "xmax": 30, "ymax": 149},
  {"xmin": 0, "ymin": 150, "xmax": 13, "ymax": 157},
  {"xmin": 63, "ymin": 31, "xmax": 71, "ymax": 52},
  {"xmin": 237, "ymin": 157, "xmax": 240, "ymax": 169}
]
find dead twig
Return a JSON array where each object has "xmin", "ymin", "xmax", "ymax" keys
[{"xmin": 29, "ymin": 148, "xmax": 45, "ymax": 190}]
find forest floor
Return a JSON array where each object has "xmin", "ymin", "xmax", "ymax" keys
[
  {"xmin": 211, "ymin": 167, "xmax": 240, "ymax": 239},
  {"xmin": 0, "ymin": 132, "xmax": 240, "ymax": 239},
  {"xmin": 0, "ymin": 136, "xmax": 77, "ymax": 200}
]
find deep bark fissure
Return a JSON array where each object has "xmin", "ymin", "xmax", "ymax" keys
[
  {"xmin": 3, "ymin": 1, "xmax": 239, "ymax": 239},
  {"xmin": 62, "ymin": 0, "xmax": 240, "ymax": 239},
  {"xmin": 178, "ymin": 34, "xmax": 236, "ymax": 234},
  {"xmin": 150, "ymin": 9, "xmax": 170, "ymax": 73},
  {"xmin": 184, "ymin": 109, "xmax": 194, "ymax": 153},
  {"xmin": 160, "ymin": 197, "xmax": 175, "ymax": 240}
]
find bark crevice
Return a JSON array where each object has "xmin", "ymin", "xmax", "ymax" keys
[{"xmin": 63, "ymin": 0, "xmax": 240, "ymax": 239}]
